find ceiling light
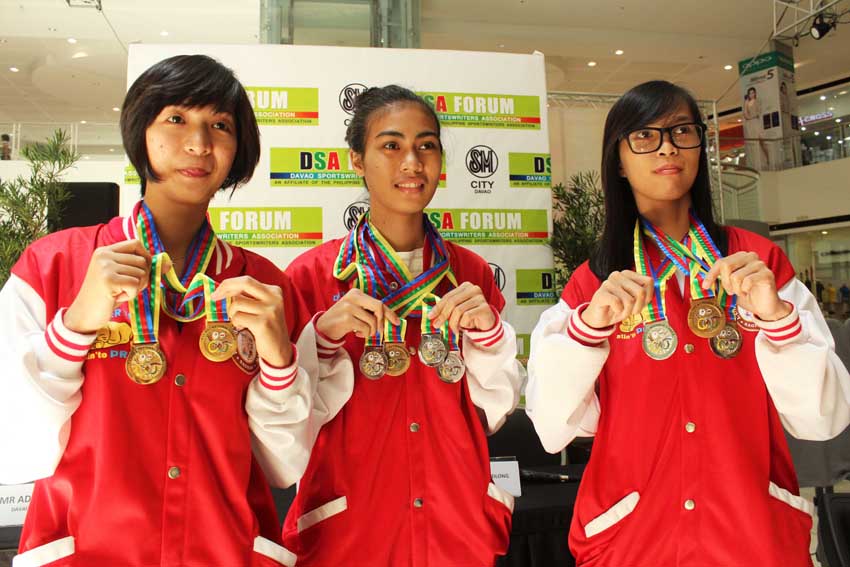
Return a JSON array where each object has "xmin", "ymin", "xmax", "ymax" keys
[
  {"xmin": 822, "ymin": 230, "xmax": 829, "ymax": 235},
  {"xmin": 112, "ymin": 107, "xmax": 120, "ymax": 112},
  {"xmin": 109, "ymin": 148, "xmax": 115, "ymax": 152},
  {"xmin": 837, "ymin": 118, "xmax": 842, "ymax": 123},
  {"xmin": 811, "ymin": 14, "xmax": 833, "ymax": 40},
  {"xmin": 83, "ymin": 155, "xmax": 90, "ymax": 160},
  {"xmin": 614, "ymin": 49, "xmax": 624, "ymax": 55},
  {"xmin": 820, "ymin": 95, "xmax": 827, "ymax": 101},
  {"xmin": 815, "ymin": 131, "xmax": 820, "ymax": 136},
  {"xmin": 737, "ymin": 118, "xmax": 742, "ymax": 122},
  {"xmin": 67, "ymin": 37, "xmax": 77, "ymax": 44},
  {"xmin": 840, "ymin": 91, "xmax": 848, "ymax": 95},
  {"xmin": 80, "ymin": 120, "xmax": 87, "ymax": 124},
  {"xmin": 71, "ymin": 51, "xmax": 88, "ymax": 59},
  {"xmin": 801, "ymin": 126, "xmax": 807, "ymax": 131},
  {"xmin": 587, "ymin": 61, "xmax": 597, "ymax": 67},
  {"xmin": 827, "ymin": 135, "xmax": 832, "ymax": 140},
  {"xmin": 724, "ymin": 64, "xmax": 733, "ymax": 71},
  {"xmin": 829, "ymin": 106, "xmax": 835, "ymax": 111},
  {"xmin": 9, "ymin": 67, "xmax": 19, "ymax": 73},
  {"xmin": 159, "ymin": 30, "xmax": 169, "ymax": 37}
]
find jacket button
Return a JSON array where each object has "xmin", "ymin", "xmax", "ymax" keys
[
  {"xmin": 684, "ymin": 499, "xmax": 696, "ymax": 511},
  {"xmin": 168, "ymin": 466, "xmax": 181, "ymax": 479},
  {"xmin": 410, "ymin": 422, "xmax": 420, "ymax": 433},
  {"xmin": 684, "ymin": 344, "xmax": 695, "ymax": 354},
  {"xmin": 389, "ymin": 281, "xmax": 399, "ymax": 290},
  {"xmin": 175, "ymin": 374, "xmax": 186, "ymax": 386},
  {"xmin": 685, "ymin": 422, "xmax": 696, "ymax": 433},
  {"xmin": 413, "ymin": 498, "xmax": 424, "ymax": 508},
  {"xmin": 408, "ymin": 346, "xmax": 417, "ymax": 356}
]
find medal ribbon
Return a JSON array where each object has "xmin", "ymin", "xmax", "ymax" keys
[
  {"xmin": 128, "ymin": 253, "xmax": 164, "ymax": 345},
  {"xmin": 420, "ymin": 295, "xmax": 448, "ymax": 339},
  {"xmin": 640, "ymin": 216, "xmax": 715, "ymax": 301},
  {"xmin": 634, "ymin": 221, "xmax": 677, "ymax": 324},
  {"xmin": 384, "ymin": 318, "xmax": 408, "ymax": 344},
  {"xmin": 333, "ymin": 211, "xmax": 458, "ymax": 319},
  {"xmin": 446, "ymin": 327, "xmax": 460, "ymax": 353},
  {"xmin": 135, "ymin": 201, "xmax": 217, "ymax": 322}
]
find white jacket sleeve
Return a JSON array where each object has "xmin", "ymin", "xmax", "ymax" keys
[
  {"xmin": 525, "ymin": 300, "xmax": 611, "ymax": 454},
  {"xmin": 463, "ymin": 312, "xmax": 524, "ymax": 435},
  {"xmin": 246, "ymin": 316, "xmax": 354, "ymax": 488},
  {"xmin": 755, "ymin": 279, "xmax": 850, "ymax": 440},
  {"xmin": 0, "ymin": 274, "xmax": 93, "ymax": 485}
]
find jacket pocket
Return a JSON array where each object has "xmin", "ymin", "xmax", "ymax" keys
[
  {"xmin": 768, "ymin": 481, "xmax": 814, "ymax": 518},
  {"xmin": 13, "ymin": 536, "xmax": 75, "ymax": 567},
  {"xmin": 296, "ymin": 495, "xmax": 348, "ymax": 533},
  {"xmin": 583, "ymin": 491, "xmax": 640, "ymax": 539},
  {"xmin": 486, "ymin": 482, "xmax": 515, "ymax": 513},
  {"xmin": 253, "ymin": 535, "xmax": 297, "ymax": 567}
]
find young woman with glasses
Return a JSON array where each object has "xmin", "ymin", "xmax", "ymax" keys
[{"xmin": 526, "ymin": 80, "xmax": 850, "ymax": 567}]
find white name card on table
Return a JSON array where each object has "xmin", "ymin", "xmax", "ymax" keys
[
  {"xmin": 490, "ymin": 459, "xmax": 522, "ymax": 497},
  {"xmin": 0, "ymin": 483, "xmax": 33, "ymax": 527}
]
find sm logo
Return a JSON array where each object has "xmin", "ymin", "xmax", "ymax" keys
[
  {"xmin": 465, "ymin": 145, "xmax": 498, "ymax": 179},
  {"xmin": 488, "ymin": 263, "xmax": 506, "ymax": 292},
  {"xmin": 343, "ymin": 201, "xmax": 370, "ymax": 231}
]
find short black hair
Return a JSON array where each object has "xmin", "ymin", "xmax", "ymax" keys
[
  {"xmin": 345, "ymin": 85, "xmax": 442, "ymax": 155},
  {"xmin": 590, "ymin": 80, "xmax": 726, "ymax": 280},
  {"xmin": 120, "ymin": 54, "xmax": 260, "ymax": 194},
  {"xmin": 0, "ymin": 134, "xmax": 9, "ymax": 142}
]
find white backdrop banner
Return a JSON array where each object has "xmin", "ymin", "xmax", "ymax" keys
[{"xmin": 124, "ymin": 44, "xmax": 554, "ymax": 367}]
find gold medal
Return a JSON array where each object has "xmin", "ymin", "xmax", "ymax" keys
[
  {"xmin": 710, "ymin": 321, "xmax": 743, "ymax": 359},
  {"xmin": 199, "ymin": 322, "xmax": 238, "ymax": 362},
  {"xmin": 642, "ymin": 322, "xmax": 678, "ymax": 360},
  {"xmin": 385, "ymin": 342, "xmax": 411, "ymax": 376},
  {"xmin": 687, "ymin": 298, "xmax": 724, "ymax": 338},
  {"xmin": 126, "ymin": 343, "xmax": 167, "ymax": 385}
]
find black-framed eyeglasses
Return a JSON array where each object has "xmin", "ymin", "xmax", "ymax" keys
[{"xmin": 622, "ymin": 122, "xmax": 706, "ymax": 154}]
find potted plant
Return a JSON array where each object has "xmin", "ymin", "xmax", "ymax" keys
[
  {"xmin": 549, "ymin": 170, "xmax": 605, "ymax": 295},
  {"xmin": 0, "ymin": 130, "xmax": 78, "ymax": 286}
]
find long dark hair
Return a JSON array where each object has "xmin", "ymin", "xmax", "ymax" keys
[{"xmin": 589, "ymin": 80, "xmax": 726, "ymax": 280}]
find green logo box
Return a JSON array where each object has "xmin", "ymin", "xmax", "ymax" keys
[
  {"xmin": 209, "ymin": 207, "xmax": 322, "ymax": 247},
  {"xmin": 424, "ymin": 209, "xmax": 548, "ymax": 244},
  {"xmin": 417, "ymin": 91, "xmax": 541, "ymax": 130},
  {"xmin": 509, "ymin": 153, "xmax": 551, "ymax": 188},
  {"xmin": 245, "ymin": 87, "xmax": 319, "ymax": 126},
  {"xmin": 515, "ymin": 269, "xmax": 557, "ymax": 305}
]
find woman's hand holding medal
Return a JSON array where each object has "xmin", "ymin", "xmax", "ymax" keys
[
  {"xmin": 428, "ymin": 282, "xmax": 495, "ymax": 333},
  {"xmin": 582, "ymin": 270, "xmax": 655, "ymax": 329},
  {"xmin": 65, "ymin": 239, "xmax": 152, "ymax": 334},
  {"xmin": 211, "ymin": 276, "xmax": 293, "ymax": 368},
  {"xmin": 702, "ymin": 252, "xmax": 791, "ymax": 322},
  {"xmin": 316, "ymin": 288, "xmax": 401, "ymax": 342}
]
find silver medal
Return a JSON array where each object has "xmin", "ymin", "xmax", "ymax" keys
[
  {"xmin": 437, "ymin": 350, "xmax": 466, "ymax": 383},
  {"xmin": 418, "ymin": 333, "xmax": 448, "ymax": 367},
  {"xmin": 359, "ymin": 345, "xmax": 388, "ymax": 380}
]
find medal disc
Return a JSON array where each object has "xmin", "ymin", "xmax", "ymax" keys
[
  {"xmin": 199, "ymin": 323, "xmax": 238, "ymax": 362},
  {"xmin": 642, "ymin": 322, "xmax": 678, "ymax": 361},
  {"xmin": 687, "ymin": 299, "xmax": 724, "ymax": 339},
  {"xmin": 359, "ymin": 346, "xmax": 388, "ymax": 380},
  {"xmin": 126, "ymin": 343, "xmax": 167, "ymax": 385},
  {"xmin": 436, "ymin": 351, "xmax": 466, "ymax": 383},
  {"xmin": 710, "ymin": 322, "xmax": 743, "ymax": 359},
  {"xmin": 385, "ymin": 342, "xmax": 411, "ymax": 376},
  {"xmin": 418, "ymin": 333, "xmax": 448, "ymax": 367}
]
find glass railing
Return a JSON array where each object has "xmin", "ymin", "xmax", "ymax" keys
[{"xmin": 0, "ymin": 122, "xmax": 124, "ymax": 162}]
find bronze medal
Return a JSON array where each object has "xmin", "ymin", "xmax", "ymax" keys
[
  {"xmin": 359, "ymin": 345, "xmax": 388, "ymax": 380},
  {"xmin": 710, "ymin": 321, "xmax": 743, "ymax": 359},
  {"xmin": 384, "ymin": 342, "xmax": 411, "ymax": 376},
  {"xmin": 232, "ymin": 328, "xmax": 260, "ymax": 374},
  {"xmin": 418, "ymin": 333, "xmax": 448, "ymax": 367},
  {"xmin": 687, "ymin": 298, "xmax": 724, "ymax": 339},
  {"xmin": 733, "ymin": 305, "xmax": 760, "ymax": 332},
  {"xmin": 642, "ymin": 321, "xmax": 678, "ymax": 361},
  {"xmin": 199, "ymin": 322, "xmax": 238, "ymax": 362},
  {"xmin": 126, "ymin": 343, "xmax": 167, "ymax": 385},
  {"xmin": 437, "ymin": 350, "xmax": 466, "ymax": 383}
]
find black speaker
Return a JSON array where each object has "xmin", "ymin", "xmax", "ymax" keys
[{"xmin": 50, "ymin": 182, "xmax": 119, "ymax": 231}]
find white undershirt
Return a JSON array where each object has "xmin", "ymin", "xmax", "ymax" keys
[{"xmin": 394, "ymin": 247, "xmax": 424, "ymax": 278}]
